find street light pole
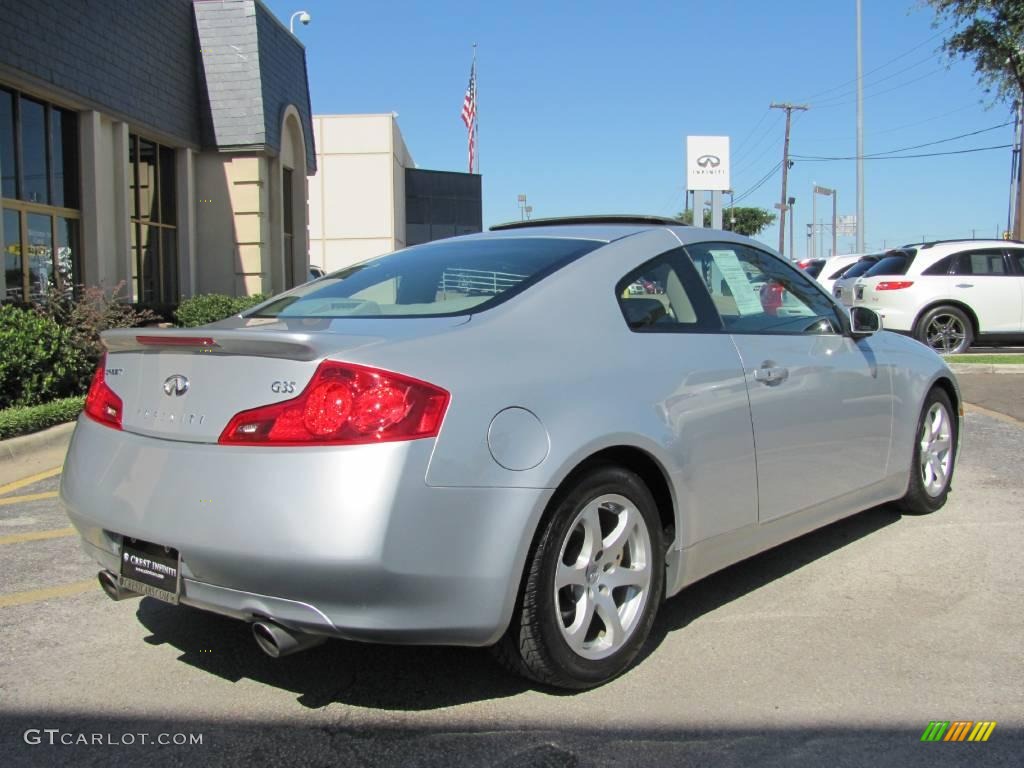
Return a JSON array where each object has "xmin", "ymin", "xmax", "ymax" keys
[
  {"xmin": 856, "ymin": 0, "xmax": 865, "ymax": 252},
  {"xmin": 788, "ymin": 197, "xmax": 796, "ymax": 259}
]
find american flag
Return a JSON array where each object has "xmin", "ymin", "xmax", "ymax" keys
[{"xmin": 460, "ymin": 60, "xmax": 477, "ymax": 173}]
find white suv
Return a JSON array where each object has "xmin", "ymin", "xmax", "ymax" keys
[{"xmin": 842, "ymin": 240, "xmax": 1024, "ymax": 354}]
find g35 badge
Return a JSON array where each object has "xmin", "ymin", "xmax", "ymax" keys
[{"xmin": 271, "ymin": 381, "xmax": 297, "ymax": 394}]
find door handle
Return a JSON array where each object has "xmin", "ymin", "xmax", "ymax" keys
[
  {"xmin": 955, "ymin": 283, "xmax": 974, "ymax": 288},
  {"xmin": 753, "ymin": 366, "xmax": 789, "ymax": 385}
]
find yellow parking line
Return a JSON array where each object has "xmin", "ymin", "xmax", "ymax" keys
[
  {"xmin": 0, "ymin": 467, "xmax": 62, "ymax": 497},
  {"xmin": 0, "ymin": 579, "xmax": 96, "ymax": 609},
  {"xmin": 0, "ymin": 491, "xmax": 59, "ymax": 507},
  {"xmin": 0, "ymin": 527, "xmax": 76, "ymax": 546}
]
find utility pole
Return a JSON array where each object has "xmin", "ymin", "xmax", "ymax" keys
[
  {"xmin": 771, "ymin": 102, "xmax": 808, "ymax": 258},
  {"xmin": 1014, "ymin": 99, "xmax": 1024, "ymax": 239},
  {"xmin": 788, "ymin": 197, "xmax": 796, "ymax": 259},
  {"xmin": 856, "ymin": 0, "xmax": 865, "ymax": 252}
]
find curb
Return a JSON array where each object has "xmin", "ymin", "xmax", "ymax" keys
[
  {"xmin": 948, "ymin": 364, "xmax": 1024, "ymax": 375},
  {"xmin": 0, "ymin": 421, "xmax": 76, "ymax": 487}
]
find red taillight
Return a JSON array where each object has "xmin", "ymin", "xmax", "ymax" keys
[
  {"xmin": 875, "ymin": 281, "xmax": 914, "ymax": 291},
  {"xmin": 83, "ymin": 355, "xmax": 123, "ymax": 430},
  {"xmin": 218, "ymin": 361, "xmax": 450, "ymax": 446},
  {"xmin": 796, "ymin": 259, "xmax": 814, "ymax": 269}
]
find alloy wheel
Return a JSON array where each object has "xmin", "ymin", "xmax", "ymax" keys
[
  {"xmin": 924, "ymin": 314, "xmax": 966, "ymax": 354},
  {"xmin": 919, "ymin": 402, "xmax": 953, "ymax": 497},
  {"xmin": 554, "ymin": 494, "xmax": 652, "ymax": 660}
]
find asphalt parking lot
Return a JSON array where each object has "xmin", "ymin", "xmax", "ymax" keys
[{"xmin": 1, "ymin": 406, "xmax": 1022, "ymax": 767}]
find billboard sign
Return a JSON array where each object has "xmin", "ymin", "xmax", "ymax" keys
[{"xmin": 687, "ymin": 136, "xmax": 730, "ymax": 191}]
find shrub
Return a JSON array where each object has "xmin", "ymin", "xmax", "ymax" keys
[
  {"xmin": 175, "ymin": 293, "xmax": 267, "ymax": 327},
  {"xmin": 0, "ymin": 304, "xmax": 92, "ymax": 409},
  {"xmin": 37, "ymin": 282, "xmax": 160, "ymax": 368},
  {"xmin": 0, "ymin": 396, "xmax": 85, "ymax": 440}
]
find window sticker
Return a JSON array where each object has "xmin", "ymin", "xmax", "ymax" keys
[{"xmin": 708, "ymin": 249, "xmax": 763, "ymax": 315}]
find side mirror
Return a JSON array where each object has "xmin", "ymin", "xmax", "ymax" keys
[{"xmin": 849, "ymin": 306, "xmax": 880, "ymax": 337}]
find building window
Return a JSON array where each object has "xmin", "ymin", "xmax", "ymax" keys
[
  {"xmin": 129, "ymin": 134, "xmax": 177, "ymax": 304},
  {"xmin": 1, "ymin": 86, "xmax": 81, "ymax": 302},
  {"xmin": 404, "ymin": 169, "xmax": 482, "ymax": 247},
  {"xmin": 283, "ymin": 166, "xmax": 295, "ymax": 288}
]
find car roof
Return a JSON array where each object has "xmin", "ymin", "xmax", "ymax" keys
[{"xmin": 473, "ymin": 215, "xmax": 773, "ymax": 251}]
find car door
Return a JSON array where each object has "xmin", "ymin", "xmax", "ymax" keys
[
  {"xmin": 615, "ymin": 249, "xmax": 758, "ymax": 545},
  {"xmin": 1003, "ymin": 248, "xmax": 1024, "ymax": 331},
  {"xmin": 937, "ymin": 247, "xmax": 1019, "ymax": 333},
  {"xmin": 686, "ymin": 241, "xmax": 893, "ymax": 523}
]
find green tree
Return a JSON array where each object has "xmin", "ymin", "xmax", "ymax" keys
[
  {"xmin": 924, "ymin": 0, "xmax": 1024, "ymax": 104},
  {"xmin": 676, "ymin": 206, "xmax": 777, "ymax": 236}
]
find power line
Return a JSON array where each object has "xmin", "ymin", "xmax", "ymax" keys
[
  {"xmin": 731, "ymin": 108, "xmax": 771, "ymax": 158},
  {"xmin": 732, "ymin": 113, "xmax": 783, "ymax": 165},
  {"xmin": 813, "ymin": 68, "xmax": 945, "ymax": 109},
  {"xmin": 732, "ymin": 162, "xmax": 783, "ymax": 205},
  {"xmin": 798, "ymin": 102, "xmax": 984, "ymax": 144},
  {"xmin": 792, "ymin": 143, "xmax": 1012, "ymax": 162},
  {"xmin": 806, "ymin": 52, "xmax": 936, "ymax": 105},
  {"xmin": 801, "ymin": 23, "xmax": 952, "ymax": 102},
  {"xmin": 795, "ymin": 122, "xmax": 1012, "ymax": 160}
]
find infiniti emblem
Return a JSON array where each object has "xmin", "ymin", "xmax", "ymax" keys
[
  {"xmin": 163, "ymin": 374, "xmax": 190, "ymax": 397},
  {"xmin": 696, "ymin": 154, "xmax": 721, "ymax": 168}
]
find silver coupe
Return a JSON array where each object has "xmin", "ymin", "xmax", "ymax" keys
[{"xmin": 61, "ymin": 216, "xmax": 961, "ymax": 689}]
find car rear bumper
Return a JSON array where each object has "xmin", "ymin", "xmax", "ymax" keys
[
  {"xmin": 60, "ymin": 416, "xmax": 551, "ymax": 646},
  {"xmin": 874, "ymin": 305, "xmax": 915, "ymax": 332}
]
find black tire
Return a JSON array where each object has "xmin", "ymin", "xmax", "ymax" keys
[
  {"xmin": 493, "ymin": 465, "xmax": 665, "ymax": 689},
  {"xmin": 914, "ymin": 305, "xmax": 973, "ymax": 355},
  {"xmin": 898, "ymin": 388, "xmax": 957, "ymax": 515}
]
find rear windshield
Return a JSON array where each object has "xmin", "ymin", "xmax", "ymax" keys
[
  {"xmin": 842, "ymin": 257, "xmax": 881, "ymax": 279},
  {"xmin": 828, "ymin": 263, "xmax": 854, "ymax": 280},
  {"xmin": 251, "ymin": 237, "xmax": 602, "ymax": 318},
  {"xmin": 864, "ymin": 250, "xmax": 916, "ymax": 277},
  {"xmin": 804, "ymin": 262, "xmax": 825, "ymax": 278}
]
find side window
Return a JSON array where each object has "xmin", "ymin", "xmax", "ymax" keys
[
  {"xmin": 1004, "ymin": 249, "xmax": 1024, "ymax": 274},
  {"xmin": 950, "ymin": 248, "xmax": 1006, "ymax": 275},
  {"xmin": 686, "ymin": 242, "xmax": 842, "ymax": 335},
  {"xmin": 921, "ymin": 255, "xmax": 953, "ymax": 276},
  {"xmin": 616, "ymin": 250, "xmax": 719, "ymax": 332}
]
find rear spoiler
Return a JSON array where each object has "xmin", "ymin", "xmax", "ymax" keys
[{"xmin": 101, "ymin": 328, "xmax": 322, "ymax": 361}]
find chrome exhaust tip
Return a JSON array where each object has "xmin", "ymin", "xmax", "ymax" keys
[
  {"xmin": 252, "ymin": 620, "xmax": 326, "ymax": 658},
  {"xmin": 97, "ymin": 570, "xmax": 140, "ymax": 601}
]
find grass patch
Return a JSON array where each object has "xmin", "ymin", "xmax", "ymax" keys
[
  {"xmin": 946, "ymin": 354, "xmax": 1024, "ymax": 365},
  {"xmin": 0, "ymin": 396, "xmax": 85, "ymax": 440}
]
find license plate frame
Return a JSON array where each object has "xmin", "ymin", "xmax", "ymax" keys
[{"xmin": 119, "ymin": 537, "xmax": 181, "ymax": 605}]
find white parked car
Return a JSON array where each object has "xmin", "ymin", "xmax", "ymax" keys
[
  {"xmin": 817, "ymin": 253, "xmax": 868, "ymax": 295},
  {"xmin": 844, "ymin": 239, "xmax": 1024, "ymax": 354},
  {"xmin": 832, "ymin": 254, "xmax": 882, "ymax": 307}
]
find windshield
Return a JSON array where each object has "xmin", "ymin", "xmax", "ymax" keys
[
  {"xmin": 841, "ymin": 256, "xmax": 881, "ymax": 279},
  {"xmin": 864, "ymin": 250, "xmax": 916, "ymax": 277},
  {"xmin": 252, "ymin": 237, "xmax": 602, "ymax": 318}
]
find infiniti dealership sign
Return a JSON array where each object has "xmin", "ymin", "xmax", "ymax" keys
[{"xmin": 686, "ymin": 136, "xmax": 730, "ymax": 191}]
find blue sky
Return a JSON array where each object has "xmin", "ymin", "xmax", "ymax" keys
[{"xmin": 267, "ymin": 0, "xmax": 1017, "ymax": 256}]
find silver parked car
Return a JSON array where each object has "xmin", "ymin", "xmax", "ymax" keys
[{"xmin": 62, "ymin": 216, "xmax": 961, "ymax": 689}]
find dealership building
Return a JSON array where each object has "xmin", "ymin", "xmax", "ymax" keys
[
  {"xmin": 0, "ymin": 0, "xmax": 316, "ymax": 307},
  {"xmin": 308, "ymin": 114, "xmax": 483, "ymax": 273}
]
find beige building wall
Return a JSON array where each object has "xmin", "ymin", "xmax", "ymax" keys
[
  {"xmin": 308, "ymin": 114, "xmax": 414, "ymax": 273},
  {"xmin": 194, "ymin": 153, "xmax": 273, "ymax": 297}
]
